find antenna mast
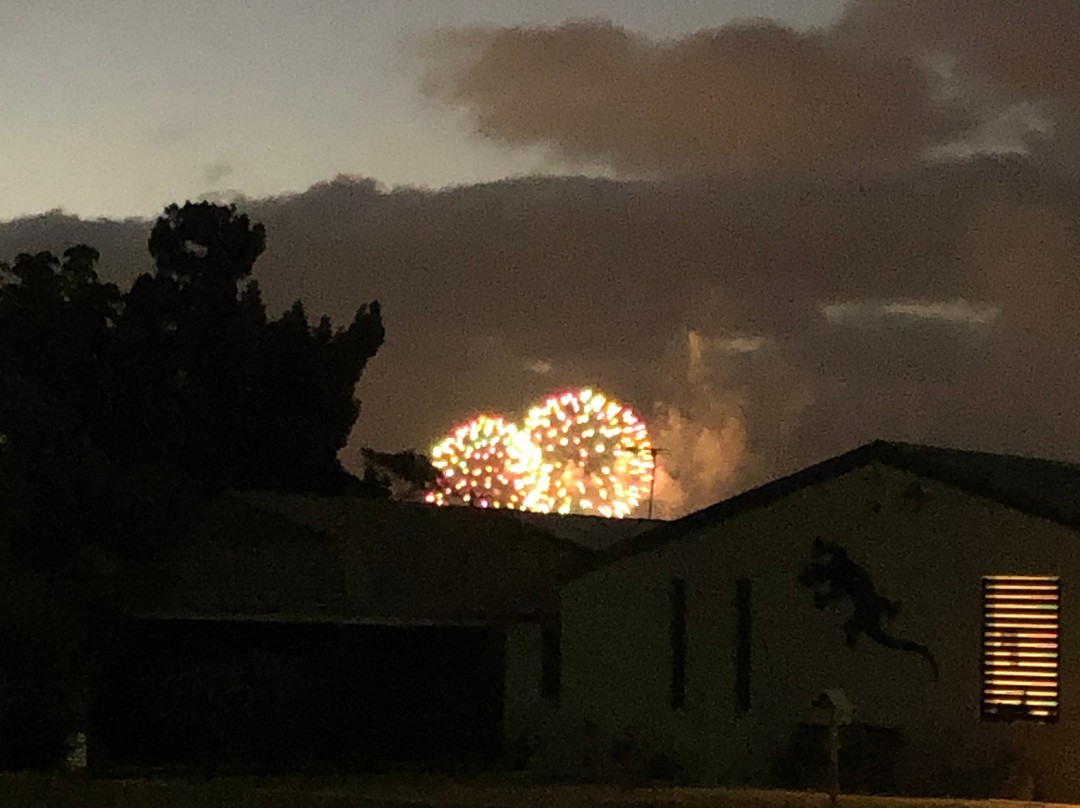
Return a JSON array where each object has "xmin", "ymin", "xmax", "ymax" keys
[{"xmin": 646, "ymin": 447, "xmax": 665, "ymax": 519}]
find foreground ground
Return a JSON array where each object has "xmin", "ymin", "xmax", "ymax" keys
[{"xmin": 0, "ymin": 775, "xmax": 1069, "ymax": 808}]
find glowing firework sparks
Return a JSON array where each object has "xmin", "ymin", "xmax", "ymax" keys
[
  {"xmin": 426, "ymin": 389, "xmax": 653, "ymax": 517},
  {"xmin": 425, "ymin": 414, "xmax": 543, "ymax": 509},
  {"xmin": 520, "ymin": 389, "xmax": 653, "ymax": 517}
]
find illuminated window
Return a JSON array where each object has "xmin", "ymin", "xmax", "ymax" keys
[{"xmin": 982, "ymin": 575, "xmax": 1060, "ymax": 723}]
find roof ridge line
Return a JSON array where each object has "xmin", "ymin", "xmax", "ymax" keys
[{"xmin": 593, "ymin": 439, "xmax": 1080, "ymax": 567}]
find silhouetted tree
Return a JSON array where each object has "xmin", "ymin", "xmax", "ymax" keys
[
  {"xmin": 110, "ymin": 202, "xmax": 385, "ymax": 492},
  {"xmin": 0, "ymin": 248, "xmax": 119, "ymax": 452},
  {"xmin": 2, "ymin": 202, "xmax": 386, "ymax": 495},
  {"xmin": 360, "ymin": 448, "xmax": 440, "ymax": 500}
]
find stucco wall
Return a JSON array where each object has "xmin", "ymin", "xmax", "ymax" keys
[{"xmin": 556, "ymin": 462, "xmax": 1080, "ymax": 798}]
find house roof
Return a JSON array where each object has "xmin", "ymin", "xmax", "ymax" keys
[
  {"xmin": 147, "ymin": 493, "xmax": 604, "ymax": 625},
  {"xmin": 145, "ymin": 494, "xmax": 352, "ymax": 622},
  {"xmin": 508, "ymin": 510, "xmax": 662, "ymax": 551},
  {"xmin": 602, "ymin": 440, "xmax": 1080, "ymax": 562}
]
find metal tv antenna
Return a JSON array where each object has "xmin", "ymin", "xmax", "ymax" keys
[
  {"xmin": 614, "ymin": 445, "xmax": 665, "ymax": 519},
  {"xmin": 644, "ymin": 446, "xmax": 665, "ymax": 519}
]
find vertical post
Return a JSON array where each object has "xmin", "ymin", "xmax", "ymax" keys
[
  {"xmin": 828, "ymin": 718, "xmax": 840, "ymax": 807},
  {"xmin": 647, "ymin": 447, "xmax": 659, "ymax": 519},
  {"xmin": 65, "ymin": 684, "xmax": 90, "ymax": 774},
  {"xmin": 814, "ymin": 689, "xmax": 851, "ymax": 807}
]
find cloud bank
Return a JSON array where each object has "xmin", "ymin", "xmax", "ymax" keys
[{"xmin": 422, "ymin": 19, "xmax": 967, "ymax": 176}]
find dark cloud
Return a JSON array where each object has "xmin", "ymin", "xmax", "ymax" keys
[
  {"xmin": 833, "ymin": 0, "xmax": 1080, "ymax": 172},
  {"xmin": 423, "ymin": 6, "xmax": 1080, "ymax": 176},
  {"xmin": 834, "ymin": 0, "xmax": 1080, "ymax": 106},
  {"xmin": 421, "ymin": 20, "xmax": 969, "ymax": 176},
  {"xmin": 4, "ymin": 156, "xmax": 1080, "ymax": 516},
  {"xmin": 203, "ymin": 161, "xmax": 233, "ymax": 185},
  {"xmin": 0, "ymin": 210, "xmax": 152, "ymax": 287}
]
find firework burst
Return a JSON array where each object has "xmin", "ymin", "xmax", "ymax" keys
[
  {"xmin": 424, "ymin": 414, "xmax": 542, "ymax": 509},
  {"xmin": 426, "ymin": 389, "xmax": 653, "ymax": 517},
  {"xmin": 521, "ymin": 389, "xmax": 653, "ymax": 517}
]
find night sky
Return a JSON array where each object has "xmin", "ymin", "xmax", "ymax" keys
[{"xmin": 3, "ymin": 0, "xmax": 1079, "ymax": 517}]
